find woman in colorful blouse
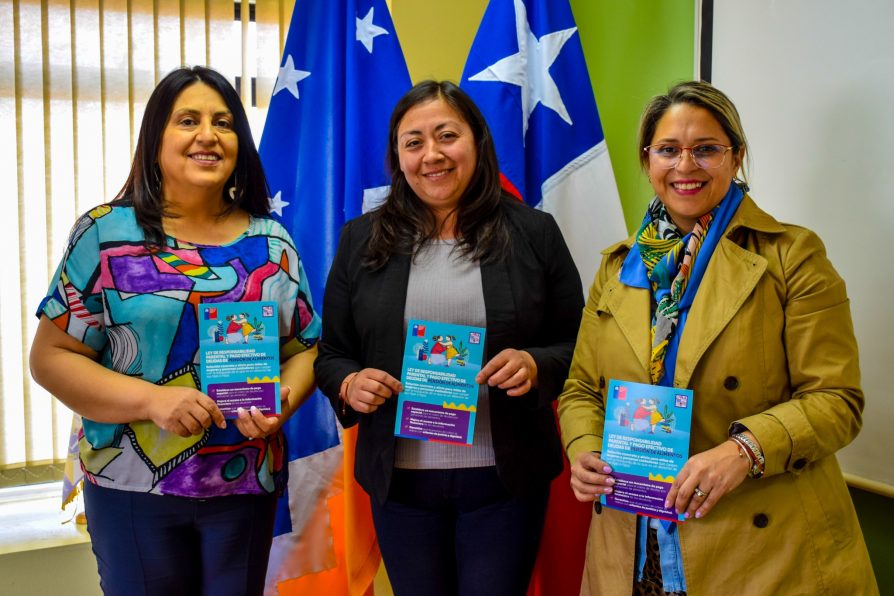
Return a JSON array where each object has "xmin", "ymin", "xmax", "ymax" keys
[
  {"xmin": 29, "ymin": 66, "xmax": 320, "ymax": 595},
  {"xmin": 558, "ymin": 81, "xmax": 877, "ymax": 594}
]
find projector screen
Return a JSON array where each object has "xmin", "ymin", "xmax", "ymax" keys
[{"xmin": 711, "ymin": 0, "xmax": 894, "ymax": 492}]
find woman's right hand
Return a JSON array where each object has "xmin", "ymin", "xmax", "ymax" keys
[
  {"xmin": 31, "ymin": 315, "xmax": 225, "ymax": 435},
  {"xmin": 344, "ymin": 368, "xmax": 403, "ymax": 414},
  {"xmin": 569, "ymin": 451, "xmax": 615, "ymax": 502},
  {"xmin": 145, "ymin": 386, "xmax": 227, "ymax": 437}
]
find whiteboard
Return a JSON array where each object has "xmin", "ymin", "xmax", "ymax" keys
[{"xmin": 712, "ymin": 1, "xmax": 894, "ymax": 489}]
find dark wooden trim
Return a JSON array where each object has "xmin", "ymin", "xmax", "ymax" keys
[{"xmin": 700, "ymin": 0, "xmax": 714, "ymax": 82}]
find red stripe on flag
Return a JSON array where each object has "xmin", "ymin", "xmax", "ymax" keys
[
  {"xmin": 499, "ymin": 172, "xmax": 523, "ymax": 201},
  {"xmin": 526, "ymin": 402, "xmax": 592, "ymax": 596}
]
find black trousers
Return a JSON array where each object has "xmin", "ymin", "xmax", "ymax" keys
[
  {"xmin": 370, "ymin": 466, "xmax": 550, "ymax": 596},
  {"xmin": 84, "ymin": 481, "xmax": 277, "ymax": 596}
]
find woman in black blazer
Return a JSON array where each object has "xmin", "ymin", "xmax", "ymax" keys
[{"xmin": 314, "ymin": 81, "xmax": 583, "ymax": 596}]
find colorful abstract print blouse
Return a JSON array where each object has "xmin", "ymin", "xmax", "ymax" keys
[{"xmin": 38, "ymin": 204, "xmax": 321, "ymax": 498}]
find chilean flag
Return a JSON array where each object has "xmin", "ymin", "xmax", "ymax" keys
[
  {"xmin": 461, "ymin": 0, "xmax": 626, "ymax": 285},
  {"xmin": 259, "ymin": 0, "xmax": 411, "ymax": 593},
  {"xmin": 461, "ymin": 1, "xmax": 628, "ymax": 594}
]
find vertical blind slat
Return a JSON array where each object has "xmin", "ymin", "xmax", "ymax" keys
[
  {"xmin": 156, "ymin": 0, "xmax": 181, "ymax": 79},
  {"xmin": 0, "ymin": 0, "xmax": 25, "ymax": 468},
  {"xmin": 42, "ymin": 0, "xmax": 79, "ymax": 463},
  {"xmin": 130, "ymin": 0, "xmax": 155, "ymax": 155},
  {"xmin": 18, "ymin": 0, "xmax": 50, "ymax": 467},
  {"xmin": 182, "ymin": 0, "xmax": 207, "ymax": 68}
]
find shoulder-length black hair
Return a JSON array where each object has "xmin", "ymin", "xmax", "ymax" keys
[
  {"xmin": 364, "ymin": 80, "xmax": 511, "ymax": 270},
  {"xmin": 111, "ymin": 65, "xmax": 270, "ymax": 246}
]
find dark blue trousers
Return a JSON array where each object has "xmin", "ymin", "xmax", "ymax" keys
[
  {"xmin": 370, "ymin": 466, "xmax": 549, "ymax": 596},
  {"xmin": 84, "ymin": 481, "xmax": 277, "ymax": 596}
]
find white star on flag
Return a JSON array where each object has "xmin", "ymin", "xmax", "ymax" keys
[
  {"xmin": 268, "ymin": 190, "xmax": 290, "ymax": 216},
  {"xmin": 273, "ymin": 55, "xmax": 311, "ymax": 100},
  {"xmin": 356, "ymin": 7, "xmax": 389, "ymax": 54},
  {"xmin": 361, "ymin": 185, "xmax": 391, "ymax": 213},
  {"xmin": 468, "ymin": 0, "xmax": 577, "ymax": 138}
]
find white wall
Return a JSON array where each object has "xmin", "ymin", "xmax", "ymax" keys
[{"xmin": 712, "ymin": 0, "xmax": 894, "ymax": 488}]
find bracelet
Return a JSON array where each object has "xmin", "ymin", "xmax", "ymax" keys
[
  {"xmin": 339, "ymin": 372, "xmax": 359, "ymax": 416},
  {"xmin": 729, "ymin": 435, "xmax": 757, "ymax": 477},
  {"xmin": 730, "ymin": 433, "xmax": 765, "ymax": 478},
  {"xmin": 730, "ymin": 438, "xmax": 751, "ymax": 461}
]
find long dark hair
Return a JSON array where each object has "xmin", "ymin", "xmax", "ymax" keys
[
  {"xmin": 364, "ymin": 80, "xmax": 511, "ymax": 270},
  {"xmin": 112, "ymin": 66, "xmax": 270, "ymax": 246}
]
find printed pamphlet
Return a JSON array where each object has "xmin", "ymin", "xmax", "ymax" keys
[
  {"xmin": 600, "ymin": 379, "xmax": 694, "ymax": 521},
  {"xmin": 198, "ymin": 301, "xmax": 281, "ymax": 418},
  {"xmin": 394, "ymin": 319, "xmax": 486, "ymax": 445}
]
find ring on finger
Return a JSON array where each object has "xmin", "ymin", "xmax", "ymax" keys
[{"xmin": 693, "ymin": 486, "xmax": 708, "ymax": 499}]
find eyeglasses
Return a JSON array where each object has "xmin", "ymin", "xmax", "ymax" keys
[{"xmin": 644, "ymin": 144, "xmax": 734, "ymax": 170}]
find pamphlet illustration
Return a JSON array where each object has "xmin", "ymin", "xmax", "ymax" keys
[
  {"xmin": 198, "ymin": 301, "xmax": 280, "ymax": 418},
  {"xmin": 600, "ymin": 379, "xmax": 694, "ymax": 521},
  {"xmin": 394, "ymin": 320, "xmax": 486, "ymax": 445}
]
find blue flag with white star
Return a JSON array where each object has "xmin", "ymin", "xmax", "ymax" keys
[
  {"xmin": 460, "ymin": 1, "xmax": 627, "ymax": 594},
  {"xmin": 461, "ymin": 0, "xmax": 626, "ymax": 283},
  {"xmin": 258, "ymin": 0, "xmax": 411, "ymax": 589}
]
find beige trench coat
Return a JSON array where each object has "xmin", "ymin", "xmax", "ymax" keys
[{"xmin": 558, "ymin": 196, "xmax": 877, "ymax": 595}]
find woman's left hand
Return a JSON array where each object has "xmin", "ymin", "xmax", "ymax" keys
[
  {"xmin": 476, "ymin": 349, "xmax": 538, "ymax": 396},
  {"xmin": 233, "ymin": 386, "xmax": 292, "ymax": 440},
  {"xmin": 664, "ymin": 439, "xmax": 750, "ymax": 519}
]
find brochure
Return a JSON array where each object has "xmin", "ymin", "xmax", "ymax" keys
[
  {"xmin": 600, "ymin": 379, "xmax": 694, "ymax": 521},
  {"xmin": 198, "ymin": 301, "xmax": 281, "ymax": 418},
  {"xmin": 394, "ymin": 320, "xmax": 486, "ymax": 445}
]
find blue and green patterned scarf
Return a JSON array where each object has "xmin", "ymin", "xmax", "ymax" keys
[{"xmin": 622, "ymin": 183, "xmax": 745, "ymax": 386}]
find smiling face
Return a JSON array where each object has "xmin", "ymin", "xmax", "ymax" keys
[
  {"xmin": 647, "ymin": 103, "xmax": 742, "ymax": 233},
  {"xmin": 396, "ymin": 98, "xmax": 477, "ymax": 219},
  {"xmin": 157, "ymin": 82, "xmax": 238, "ymax": 204}
]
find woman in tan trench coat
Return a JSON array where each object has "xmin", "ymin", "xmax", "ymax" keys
[{"xmin": 558, "ymin": 81, "xmax": 877, "ymax": 595}]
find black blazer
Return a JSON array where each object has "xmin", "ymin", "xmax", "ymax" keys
[{"xmin": 314, "ymin": 198, "xmax": 584, "ymax": 504}]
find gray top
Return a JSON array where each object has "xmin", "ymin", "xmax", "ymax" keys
[{"xmin": 394, "ymin": 239, "xmax": 495, "ymax": 469}]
